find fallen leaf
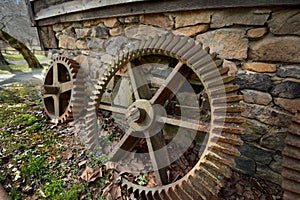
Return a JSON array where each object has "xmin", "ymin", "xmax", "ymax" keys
[
  {"xmin": 147, "ymin": 172, "xmax": 157, "ymax": 187},
  {"xmin": 80, "ymin": 166, "xmax": 102, "ymax": 182}
]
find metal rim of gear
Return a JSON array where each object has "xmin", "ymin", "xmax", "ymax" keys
[
  {"xmin": 42, "ymin": 56, "xmax": 80, "ymax": 124},
  {"xmin": 83, "ymin": 34, "xmax": 245, "ymax": 199}
]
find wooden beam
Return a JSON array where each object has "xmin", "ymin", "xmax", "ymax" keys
[
  {"xmin": 34, "ymin": 0, "xmax": 148, "ymax": 21},
  {"xmin": 33, "ymin": 0, "xmax": 300, "ymax": 26}
]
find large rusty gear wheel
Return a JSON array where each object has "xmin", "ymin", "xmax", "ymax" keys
[
  {"xmin": 282, "ymin": 109, "xmax": 300, "ymax": 200},
  {"xmin": 42, "ymin": 56, "xmax": 79, "ymax": 123},
  {"xmin": 84, "ymin": 34, "xmax": 245, "ymax": 199}
]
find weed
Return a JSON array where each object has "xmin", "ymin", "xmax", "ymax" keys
[
  {"xmin": 21, "ymin": 154, "xmax": 47, "ymax": 178},
  {"xmin": 9, "ymin": 188, "xmax": 21, "ymax": 200},
  {"xmin": 137, "ymin": 174, "xmax": 148, "ymax": 186},
  {"xmin": 58, "ymin": 145, "xmax": 67, "ymax": 151},
  {"xmin": 43, "ymin": 178, "xmax": 65, "ymax": 199}
]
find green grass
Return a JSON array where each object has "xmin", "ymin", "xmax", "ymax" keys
[
  {"xmin": 0, "ymin": 83, "xmax": 114, "ymax": 200},
  {"xmin": 0, "ymin": 69, "xmax": 11, "ymax": 74},
  {"xmin": 3, "ymin": 53, "xmax": 50, "ymax": 62}
]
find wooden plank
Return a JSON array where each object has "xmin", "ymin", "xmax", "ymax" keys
[
  {"xmin": 38, "ymin": 26, "xmax": 58, "ymax": 50},
  {"xmin": 33, "ymin": 0, "xmax": 300, "ymax": 26},
  {"xmin": 34, "ymin": 0, "xmax": 148, "ymax": 21}
]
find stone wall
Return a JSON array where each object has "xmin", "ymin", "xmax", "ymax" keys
[{"xmin": 49, "ymin": 6, "xmax": 300, "ymax": 185}]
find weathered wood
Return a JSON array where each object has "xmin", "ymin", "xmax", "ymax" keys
[
  {"xmin": 38, "ymin": 26, "xmax": 58, "ymax": 50},
  {"xmin": 34, "ymin": 0, "xmax": 148, "ymax": 21},
  {"xmin": 31, "ymin": 0, "xmax": 300, "ymax": 26}
]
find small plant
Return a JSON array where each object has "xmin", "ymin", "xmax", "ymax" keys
[
  {"xmin": 21, "ymin": 154, "xmax": 46, "ymax": 178},
  {"xmin": 137, "ymin": 174, "xmax": 148, "ymax": 186},
  {"xmin": 43, "ymin": 178, "xmax": 65, "ymax": 199},
  {"xmin": 58, "ymin": 145, "xmax": 67, "ymax": 151},
  {"xmin": 9, "ymin": 188, "xmax": 22, "ymax": 200}
]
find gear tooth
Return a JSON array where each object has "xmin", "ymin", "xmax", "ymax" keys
[
  {"xmin": 166, "ymin": 188, "xmax": 180, "ymax": 200},
  {"xmin": 207, "ymin": 150, "xmax": 236, "ymax": 168},
  {"xmin": 176, "ymin": 182, "xmax": 198, "ymax": 200},
  {"xmin": 204, "ymin": 46, "xmax": 210, "ymax": 53},
  {"xmin": 183, "ymin": 180, "xmax": 207, "ymax": 200},
  {"xmin": 190, "ymin": 173, "xmax": 218, "ymax": 197},
  {"xmin": 210, "ymin": 52, "xmax": 217, "ymax": 59},
  {"xmin": 169, "ymin": 36, "xmax": 189, "ymax": 56},
  {"xmin": 158, "ymin": 190, "xmax": 171, "ymax": 200}
]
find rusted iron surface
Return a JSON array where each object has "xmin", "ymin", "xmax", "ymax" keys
[
  {"xmin": 73, "ymin": 34, "xmax": 245, "ymax": 199},
  {"xmin": 42, "ymin": 57, "xmax": 80, "ymax": 124},
  {"xmin": 282, "ymin": 109, "xmax": 300, "ymax": 200}
]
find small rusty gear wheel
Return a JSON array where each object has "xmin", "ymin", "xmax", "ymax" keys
[
  {"xmin": 42, "ymin": 56, "xmax": 79, "ymax": 123},
  {"xmin": 84, "ymin": 34, "xmax": 245, "ymax": 199},
  {"xmin": 282, "ymin": 109, "xmax": 300, "ymax": 200}
]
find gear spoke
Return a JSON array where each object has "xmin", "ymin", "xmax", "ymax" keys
[
  {"xmin": 145, "ymin": 131, "xmax": 169, "ymax": 185},
  {"xmin": 53, "ymin": 95, "xmax": 60, "ymax": 117},
  {"xmin": 43, "ymin": 93, "xmax": 55, "ymax": 99},
  {"xmin": 127, "ymin": 62, "xmax": 152, "ymax": 100},
  {"xmin": 44, "ymin": 85, "xmax": 60, "ymax": 94},
  {"xmin": 158, "ymin": 116, "xmax": 209, "ymax": 133},
  {"xmin": 52, "ymin": 62, "xmax": 58, "ymax": 84},
  {"xmin": 60, "ymin": 80, "xmax": 74, "ymax": 93},
  {"xmin": 150, "ymin": 61, "xmax": 187, "ymax": 104},
  {"xmin": 109, "ymin": 128, "xmax": 140, "ymax": 161},
  {"xmin": 99, "ymin": 103, "xmax": 127, "ymax": 114}
]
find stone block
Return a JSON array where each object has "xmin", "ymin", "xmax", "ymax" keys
[
  {"xmin": 174, "ymin": 24, "xmax": 209, "ymax": 37},
  {"xmin": 58, "ymin": 35, "xmax": 77, "ymax": 49},
  {"xmin": 105, "ymin": 36, "xmax": 130, "ymax": 55},
  {"xmin": 269, "ymin": 9, "xmax": 300, "ymax": 36},
  {"xmin": 277, "ymin": 65, "xmax": 300, "ymax": 79},
  {"xmin": 247, "ymin": 27, "xmax": 267, "ymax": 38},
  {"xmin": 91, "ymin": 24, "xmax": 109, "ymax": 39},
  {"xmin": 260, "ymin": 131, "xmax": 287, "ymax": 151},
  {"xmin": 242, "ymin": 62, "xmax": 277, "ymax": 73},
  {"xmin": 124, "ymin": 25, "xmax": 168, "ymax": 39},
  {"xmin": 249, "ymin": 36, "xmax": 300, "ymax": 63},
  {"xmin": 109, "ymin": 27, "xmax": 123, "ymax": 36},
  {"xmin": 235, "ymin": 156, "xmax": 256, "ymax": 175},
  {"xmin": 102, "ymin": 18, "xmax": 120, "ymax": 28},
  {"xmin": 174, "ymin": 10, "xmax": 212, "ymax": 28},
  {"xmin": 270, "ymin": 154, "xmax": 282, "ymax": 173},
  {"xmin": 222, "ymin": 60, "xmax": 238, "ymax": 77},
  {"xmin": 196, "ymin": 28, "xmax": 248, "ymax": 60},
  {"xmin": 86, "ymin": 38, "xmax": 105, "ymax": 51},
  {"xmin": 74, "ymin": 54, "xmax": 89, "ymax": 73},
  {"xmin": 119, "ymin": 16, "xmax": 139, "ymax": 24},
  {"xmin": 241, "ymin": 89, "xmax": 272, "ymax": 105},
  {"xmin": 256, "ymin": 163, "xmax": 282, "ymax": 185},
  {"xmin": 271, "ymin": 81, "xmax": 300, "ymax": 99},
  {"xmin": 83, "ymin": 19, "xmax": 103, "ymax": 27},
  {"xmin": 234, "ymin": 73, "xmax": 273, "ymax": 92},
  {"xmin": 274, "ymin": 98, "xmax": 300, "ymax": 113},
  {"xmin": 238, "ymin": 143, "xmax": 273, "ymax": 165},
  {"xmin": 242, "ymin": 119, "xmax": 268, "ymax": 142},
  {"xmin": 75, "ymin": 39, "xmax": 88, "ymax": 50},
  {"xmin": 241, "ymin": 102, "xmax": 293, "ymax": 127},
  {"xmin": 143, "ymin": 14, "xmax": 174, "ymax": 29},
  {"xmin": 211, "ymin": 8, "xmax": 270, "ymax": 28},
  {"xmin": 53, "ymin": 23, "xmax": 65, "ymax": 32},
  {"xmin": 62, "ymin": 26, "xmax": 76, "ymax": 38},
  {"xmin": 75, "ymin": 28, "xmax": 91, "ymax": 39}
]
